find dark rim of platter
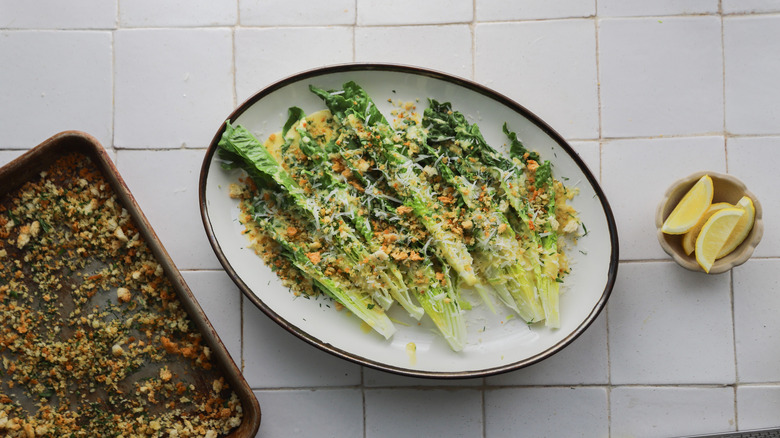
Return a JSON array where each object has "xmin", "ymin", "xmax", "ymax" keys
[{"xmin": 198, "ymin": 63, "xmax": 620, "ymax": 379}]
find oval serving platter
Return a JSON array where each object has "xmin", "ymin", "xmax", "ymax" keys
[{"xmin": 199, "ymin": 64, "xmax": 619, "ymax": 378}]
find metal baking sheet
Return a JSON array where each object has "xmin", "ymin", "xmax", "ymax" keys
[{"xmin": 0, "ymin": 131, "xmax": 260, "ymax": 437}]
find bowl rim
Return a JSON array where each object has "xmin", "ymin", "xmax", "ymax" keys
[
  {"xmin": 655, "ymin": 170, "xmax": 763, "ymax": 274},
  {"xmin": 198, "ymin": 62, "xmax": 620, "ymax": 378}
]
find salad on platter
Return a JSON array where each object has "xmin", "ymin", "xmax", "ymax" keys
[{"xmin": 216, "ymin": 81, "xmax": 582, "ymax": 352}]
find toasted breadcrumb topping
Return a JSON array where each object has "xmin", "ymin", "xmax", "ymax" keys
[{"xmin": 0, "ymin": 154, "xmax": 242, "ymax": 437}]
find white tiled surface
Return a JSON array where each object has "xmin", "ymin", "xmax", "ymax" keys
[
  {"xmin": 608, "ymin": 262, "xmax": 734, "ymax": 385},
  {"xmin": 356, "ymin": 0, "xmax": 473, "ymax": 25},
  {"xmin": 114, "ymin": 28, "xmax": 234, "ymax": 148},
  {"xmin": 0, "ymin": 30, "xmax": 113, "ymax": 148},
  {"xmin": 733, "ymin": 260, "xmax": 780, "ymax": 383},
  {"xmin": 737, "ymin": 386, "xmax": 780, "ymax": 430},
  {"xmin": 602, "ymin": 136, "xmax": 727, "ymax": 260},
  {"xmin": 476, "ymin": 0, "xmax": 595, "ymax": 20},
  {"xmin": 476, "ymin": 19, "xmax": 599, "ymax": 140},
  {"xmin": 599, "ymin": 16, "xmax": 724, "ymax": 138},
  {"xmin": 610, "ymin": 386, "xmax": 736, "ymax": 437},
  {"xmin": 240, "ymin": 0, "xmax": 355, "ymax": 26},
  {"xmin": 366, "ymin": 389, "xmax": 483, "ymax": 436},
  {"xmin": 119, "ymin": 0, "xmax": 238, "ymax": 27},
  {"xmin": 356, "ymin": 25, "xmax": 472, "ymax": 78},
  {"xmin": 486, "ymin": 387, "xmax": 609, "ymax": 437},
  {"xmin": 728, "ymin": 137, "xmax": 780, "ymax": 258},
  {"xmin": 723, "ymin": 15, "xmax": 780, "ymax": 135},
  {"xmin": 2, "ymin": 2, "xmax": 779, "ymax": 437},
  {"xmin": 597, "ymin": 0, "xmax": 719, "ymax": 17}
]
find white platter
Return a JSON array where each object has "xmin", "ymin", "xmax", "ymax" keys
[{"xmin": 199, "ymin": 64, "xmax": 619, "ymax": 378}]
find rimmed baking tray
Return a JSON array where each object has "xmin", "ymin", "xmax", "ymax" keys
[{"xmin": 0, "ymin": 131, "xmax": 260, "ymax": 436}]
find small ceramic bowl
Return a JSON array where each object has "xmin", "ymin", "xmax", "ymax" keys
[{"xmin": 656, "ymin": 171, "xmax": 763, "ymax": 274}]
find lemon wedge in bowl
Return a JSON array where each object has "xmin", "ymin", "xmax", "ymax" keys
[
  {"xmin": 716, "ymin": 196, "xmax": 755, "ymax": 259},
  {"xmin": 695, "ymin": 208, "xmax": 745, "ymax": 273},
  {"xmin": 661, "ymin": 175, "xmax": 714, "ymax": 235},
  {"xmin": 656, "ymin": 171, "xmax": 763, "ymax": 274},
  {"xmin": 681, "ymin": 202, "xmax": 734, "ymax": 255}
]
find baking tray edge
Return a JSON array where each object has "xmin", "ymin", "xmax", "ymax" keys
[{"xmin": 0, "ymin": 130, "xmax": 261, "ymax": 437}]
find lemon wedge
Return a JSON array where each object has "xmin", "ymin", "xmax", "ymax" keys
[
  {"xmin": 716, "ymin": 196, "xmax": 755, "ymax": 259},
  {"xmin": 662, "ymin": 175, "xmax": 714, "ymax": 235},
  {"xmin": 695, "ymin": 208, "xmax": 745, "ymax": 273},
  {"xmin": 681, "ymin": 202, "xmax": 734, "ymax": 255}
]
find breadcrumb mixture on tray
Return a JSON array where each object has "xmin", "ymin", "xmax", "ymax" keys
[{"xmin": 0, "ymin": 153, "xmax": 242, "ymax": 437}]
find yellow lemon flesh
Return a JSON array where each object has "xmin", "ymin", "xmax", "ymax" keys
[
  {"xmin": 662, "ymin": 175, "xmax": 714, "ymax": 235},
  {"xmin": 695, "ymin": 208, "xmax": 745, "ymax": 273},
  {"xmin": 716, "ymin": 196, "xmax": 755, "ymax": 259},
  {"xmin": 681, "ymin": 202, "xmax": 734, "ymax": 255}
]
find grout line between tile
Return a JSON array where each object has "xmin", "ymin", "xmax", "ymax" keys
[
  {"xmin": 729, "ymin": 264, "xmax": 740, "ymax": 429},
  {"xmin": 618, "ymin": 256, "xmax": 780, "ymax": 265},
  {"xmin": 720, "ymin": 1, "xmax": 729, "ymax": 174},
  {"xmin": 110, "ymin": 29, "xmax": 117, "ymax": 158},
  {"xmin": 722, "ymin": 10, "xmax": 780, "ymax": 17},
  {"xmin": 352, "ymin": 24, "xmax": 357, "ymax": 62},
  {"xmin": 112, "ymin": 0, "xmax": 120, "ymax": 153},
  {"xmin": 472, "ymin": 2, "xmax": 484, "ymax": 437},
  {"xmin": 250, "ymin": 384, "xmax": 364, "ymax": 392},
  {"xmin": 110, "ymin": 0, "xmax": 122, "ymax": 157},
  {"xmin": 231, "ymin": 27, "xmax": 237, "ymax": 110},
  {"xmin": 594, "ymin": 16, "xmax": 603, "ymax": 185},
  {"xmin": 362, "ymin": 383, "xmax": 368, "ymax": 438},
  {"xmin": 352, "ymin": 0, "xmax": 358, "ymax": 62},
  {"xmin": 594, "ymin": 4, "xmax": 612, "ymax": 435},
  {"xmin": 471, "ymin": 0, "xmax": 476, "ymax": 82},
  {"xmin": 260, "ymin": 382, "xmax": 766, "ymax": 392},
  {"xmin": 240, "ymin": 291, "xmax": 245, "ymax": 374},
  {"xmin": 100, "ymin": 131, "xmax": 780, "ymax": 153}
]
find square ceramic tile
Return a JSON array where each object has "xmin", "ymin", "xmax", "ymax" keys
[
  {"xmin": 181, "ymin": 270, "xmax": 242, "ymax": 362},
  {"xmin": 114, "ymin": 28, "xmax": 234, "ymax": 148},
  {"xmin": 120, "ymin": 0, "xmax": 237, "ymax": 27},
  {"xmin": 737, "ymin": 385, "xmax": 780, "ymax": 430},
  {"xmin": 476, "ymin": 0, "xmax": 595, "ymax": 20},
  {"xmin": 486, "ymin": 312, "xmax": 608, "ymax": 386},
  {"xmin": 0, "ymin": 31, "xmax": 113, "ymax": 148},
  {"xmin": 601, "ymin": 136, "xmax": 726, "ymax": 260},
  {"xmin": 485, "ymin": 387, "xmax": 608, "ymax": 437},
  {"xmin": 599, "ymin": 16, "xmax": 723, "ymax": 138},
  {"xmin": 253, "ymin": 388, "xmax": 363, "ymax": 438},
  {"xmin": 356, "ymin": 0, "xmax": 472, "ymax": 25},
  {"xmin": 727, "ymin": 137, "xmax": 779, "ymax": 258},
  {"xmin": 240, "ymin": 0, "xmax": 355, "ymax": 26},
  {"xmin": 597, "ymin": 0, "xmax": 718, "ymax": 16},
  {"xmin": 0, "ymin": 0, "xmax": 117, "ymax": 29},
  {"xmin": 242, "ymin": 300, "xmax": 362, "ymax": 388},
  {"xmin": 611, "ymin": 387, "xmax": 736, "ymax": 437},
  {"xmin": 734, "ymin": 260, "xmax": 780, "ymax": 383},
  {"xmin": 569, "ymin": 140, "xmax": 600, "ymax": 181},
  {"xmin": 365, "ymin": 389, "xmax": 482, "ymax": 437},
  {"xmin": 724, "ymin": 16, "xmax": 780, "ymax": 136},
  {"xmin": 235, "ymin": 27, "xmax": 353, "ymax": 102},
  {"xmin": 355, "ymin": 25, "xmax": 472, "ymax": 80},
  {"xmin": 608, "ymin": 262, "xmax": 735, "ymax": 385},
  {"xmin": 723, "ymin": 0, "xmax": 780, "ymax": 14},
  {"xmin": 475, "ymin": 20, "xmax": 599, "ymax": 140},
  {"xmin": 115, "ymin": 149, "xmax": 220, "ymax": 270},
  {"xmin": 363, "ymin": 368, "xmax": 482, "ymax": 387}
]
